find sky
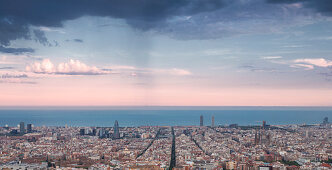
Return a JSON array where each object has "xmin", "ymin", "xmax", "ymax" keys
[{"xmin": 0, "ymin": 0, "xmax": 332, "ymax": 106}]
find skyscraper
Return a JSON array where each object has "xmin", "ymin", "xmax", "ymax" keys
[
  {"xmin": 211, "ymin": 115, "xmax": 215, "ymax": 127},
  {"xmin": 200, "ymin": 115, "xmax": 203, "ymax": 126},
  {"xmin": 27, "ymin": 124, "xmax": 32, "ymax": 133},
  {"xmin": 19, "ymin": 122, "xmax": 25, "ymax": 134},
  {"xmin": 262, "ymin": 121, "xmax": 266, "ymax": 129},
  {"xmin": 114, "ymin": 120, "xmax": 120, "ymax": 139}
]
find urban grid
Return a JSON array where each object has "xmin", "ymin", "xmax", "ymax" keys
[{"xmin": 0, "ymin": 116, "xmax": 331, "ymax": 170}]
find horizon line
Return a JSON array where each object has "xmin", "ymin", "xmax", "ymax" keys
[{"xmin": 0, "ymin": 105, "xmax": 332, "ymax": 110}]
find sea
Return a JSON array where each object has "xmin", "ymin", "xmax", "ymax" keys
[{"xmin": 0, "ymin": 106, "xmax": 331, "ymax": 127}]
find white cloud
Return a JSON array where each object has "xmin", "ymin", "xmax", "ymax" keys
[
  {"xmin": 262, "ymin": 56, "xmax": 283, "ymax": 60},
  {"xmin": 39, "ymin": 26, "xmax": 66, "ymax": 34},
  {"xmin": 294, "ymin": 58, "xmax": 332, "ymax": 68},
  {"xmin": 26, "ymin": 60, "xmax": 192, "ymax": 77},
  {"xmin": 26, "ymin": 59, "xmax": 109, "ymax": 75},
  {"xmin": 290, "ymin": 63, "xmax": 314, "ymax": 70}
]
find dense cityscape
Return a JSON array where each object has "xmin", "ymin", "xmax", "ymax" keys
[{"xmin": 0, "ymin": 116, "xmax": 331, "ymax": 170}]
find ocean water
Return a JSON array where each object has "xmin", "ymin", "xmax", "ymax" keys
[{"xmin": 0, "ymin": 107, "xmax": 331, "ymax": 127}]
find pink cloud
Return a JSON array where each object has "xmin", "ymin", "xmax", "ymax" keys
[
  {"xmin": 294, "ymin": 58, "xmax": 332, "ymax": 68},
  {"xmin": 104, "ymin": 65, "xmax": 192, "ymax": 76},
  {"xmin": 290, "ymin": 63, "xmax": 314, "ymax": 70},
  {"xmin": 26, "ymin": 59, "xmax": 109, "ymax": 75},
  {"xmin": 152, "ymin": 68, "xmax": 192, "ymax": 76}
]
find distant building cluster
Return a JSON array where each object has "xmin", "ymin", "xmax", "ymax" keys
[
  {"xmin": 78, "ymin": 120, "xmax": 122, "ymax": 139},
  {"xmin": 0, "ymin": 117, "xmax": 331, "ymax": 170}
]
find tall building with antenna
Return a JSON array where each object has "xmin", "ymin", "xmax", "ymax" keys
[{"xmin": 211, "ymin": 115, "xmax": 215, "ymax": 127}]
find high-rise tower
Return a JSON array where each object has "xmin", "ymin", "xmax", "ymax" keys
[
  {"xmin": 27, "ymin": 124, "xmax": 32, "ymax": 133},
  {"xmin": 200, "ymin": 115, "xmax": 203, "ymax": 126},
  {"xmin": 211, "ymin": 115, "xmax": 215, "ymax": 127},
  {"xmin": 19, "ymin": 122, "xmax": 25, "ymax": 134},
  {"xmin": 114, "ymin": 120, "xmax": 120, "ymax": 139}
]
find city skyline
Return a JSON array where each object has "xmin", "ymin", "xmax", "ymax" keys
[
  {"xmin": 1, "ymin": 117, "xmax": 331, "ymax": 169},
  {"xmin": 1, "ymin": 0, "xmax": 332, "ymax": 106},
  {"xmin": 5, "ymin": 115, "xmax": 330, "ymax": 128}
]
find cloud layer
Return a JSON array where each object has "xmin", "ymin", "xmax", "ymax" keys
[
  {"xmin": 26, "ymin": 59, "xmax": 108, "ymax": 75},
  {"xmin": 262, "ymin": 56, "xmax": 283, "ymax": 60},
  {"xmin": 0, "ymin": 70, "xmax": 36, "ymax": 84},
  {"xmin": 106, "ymin": 65, "xmax": 192, "ymax": 77},
  {"xmin": 267, "ymin": 0, "xmax": 332, "ymax": 16},
  {"xmin": 1, "ymin": 0, "xmax": 331, "ymax": 49},
  {"xmin": 0, "ymin": 0, "xmax": 227, "ymax": 47},
  {"xmin": 0, "ymin": 46, "xmax": 35, "ymax": 54},
  {"xmin": 25, "ymin": 58, "xmax": 192, "ymax": 77},
  {"xmin": 293, "ymin": 58, "xmax": 332, "ymax": 68},
  {"xmin": 290, "ymin": 63, "xmax": 314, "ymax": 70}
]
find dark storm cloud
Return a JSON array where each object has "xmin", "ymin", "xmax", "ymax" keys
[
  {"xmin": 267, "ymin": 0, "xmax": 332, "ymax": 15},
  {"xmin": 33, "ymin": 29, "xmax": 51, "ymax": 46},
  {"xmin": 0, "ymin": 46, "xmax": 35, "ymax": 54},
  {"xmin": 0, "ymin": 0, "xmax": 228, "ymax": 47},
  {"xmin": 0, "ymin": 0, "xmax": 226, "ymax": 25},
  {"xmin": 1, "ymin": 0, "xmax": 331, "ymax": 49},
  {"xmin": 310, "ymin": 0, "xmax": 332, "ymax": 15},
  {"xmin": 267, "ymin": 0, "xmax": 302, "ymax": 3},
  {"xmin": 0, "ymin": 17, "xmax": 31, "ymax": 46}
]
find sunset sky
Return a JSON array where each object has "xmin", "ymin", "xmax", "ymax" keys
[{"xmin": 1, "ymin": 0, "xmax": 332, "ymax": 106}]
